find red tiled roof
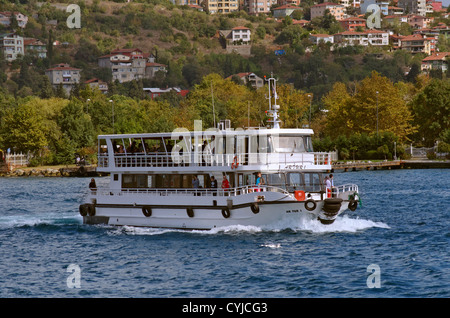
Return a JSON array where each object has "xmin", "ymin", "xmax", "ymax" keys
[
  {"xmin": 312, "ymin": 2, "xmax": 343, "ymax": 7},
  {"xmin": 422, "ymin": 52, "xmax": 450, "ymax": 61},
  {"xmin": 46, "ymin": 63, "xmax": 81, "ymax": 71},
  {"xmin": 232, "ymin": 26, "xmax": 250, "ymax": 30},
  {"xmin": 273, "ymin": 4, "xmax": 302, "ymax": 10}
]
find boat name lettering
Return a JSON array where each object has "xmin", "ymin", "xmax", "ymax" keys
[
  {"xmin": 284, "ymin": 164, "xmax": 306, "ymax": 170},
  {"xmin": 286, "ymin": 209, "xmax": 299, "ymax": 213}
]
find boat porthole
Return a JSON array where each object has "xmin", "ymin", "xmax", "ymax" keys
[
  {"xmin": 348, "ymin": 200, "xmax": 358, "ymax": 211},
  {"xmin": 222, "ymin": 208, "xmax": 231, "ymax": 219},
  {"xmin": 251, "ymin": 203, "xmax": 260, "ymax": 214},
  {"xmin": 142, "ymin": 206, "xmax": 152, "ymax": 217},
  {"xmin": 187, "ymin": 208, "xmax": 194, "ymax": 218},
  {"xmin": 88, "ymin": 204, "xmax": 96, "ymax": 216},
  {"xmin": 304, "ymin": 199, "xmax": 317, "ymax": 211}
]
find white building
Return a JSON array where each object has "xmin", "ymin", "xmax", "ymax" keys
[
  {"xmin": 309, "ymin": 34, "xmax": 335, "ymax": 45},
  {"xmin": 334, "ymin": 29, "xmax": 389, "ymax": 46},
  {"xmin": 0, "ymin": 33, "xmax": 24, "ymax": 61}
]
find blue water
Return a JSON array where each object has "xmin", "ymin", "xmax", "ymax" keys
[{"xmin": 0, "ymin": 169, "xmax": 448, "ymax": 298}]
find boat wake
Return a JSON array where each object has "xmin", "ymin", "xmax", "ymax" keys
[{"xmin": 105, "ymin": 214, "xmax": 389, "ymax": 236}]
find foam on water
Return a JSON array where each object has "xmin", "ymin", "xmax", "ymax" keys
[{"xmin": 103, "ymin": 214, "xmax": 389, "ymax": 237}]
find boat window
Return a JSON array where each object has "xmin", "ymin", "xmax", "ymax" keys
[
  {"xmin": 267, "ymin": 173, "xmax": 285, "ymax": 187},
  {"xmin": 99, "ymin": 138, "xmax": 108, "ymax": 155},
  {"xmin": 303, "ymin": 173, "xmax": 323, "ymax": 192},
  {"xmin": 273, "ymin": 136, "xmax": 306, "ymax": 153},
  {"xmin": 304, "ymin": 136, "xmax": 313, "ymax": 152},
  {"xmin": 122, "ymin": 174, "xmax": 148, "ymax": 188},
  {"xmin": 112, "ymin": 139, "xmax": 126, "ymax": 154},
  {"xmin": 287, "ymin": 173, "xmax": 301, "ymax": 186}
]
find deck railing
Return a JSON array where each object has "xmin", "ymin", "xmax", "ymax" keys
[
  {"xmin": 95, "ymin": 185, "xmax": 289, "ymax": 198},
  {"xmin": 98, "ymin": 152, "xmax": 333, "ymax": 169}
]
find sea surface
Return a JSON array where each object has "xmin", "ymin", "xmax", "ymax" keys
[{"xmin": 0, "ymin": 169, "xmax": 448, "ymax": 299}]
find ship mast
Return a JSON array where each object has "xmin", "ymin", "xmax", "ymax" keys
[{"xmin": 265, "ymin": 75, "xmax": 281, "ymax": 129}]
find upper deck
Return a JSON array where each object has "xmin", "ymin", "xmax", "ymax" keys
[{"xmin": 97, "ymin": 128, "xmax": 333, "ymax": 173}]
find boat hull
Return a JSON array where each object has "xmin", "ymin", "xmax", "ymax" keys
[{"xmin": 80, "ymin": 196, "xmax": 354, "ymax": 230}]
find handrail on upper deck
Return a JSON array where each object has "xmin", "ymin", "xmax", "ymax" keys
[
  {"xmin": 97, "ymin": 151, "xmax": 332, "ymax": 168},
  {"xmin": 93, "ymin": 184, "xmax": 290, "ymax": 198}
]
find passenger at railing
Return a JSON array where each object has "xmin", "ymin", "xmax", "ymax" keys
[
  {"xmin": 221, "ymin": 175, "xmax": 230, "ymax": 190},
  {"xmin": 127, "ymin": 141, "xmax": 138, "ymax": 154},
  {"xmin": 192, "ymin": 175, "xmax": 200, "ymax": 196},
  {"xmin": 256, "ymin": 172, "xmax": 265, "ymax": 192},
  {"xmin": 325, "ymin": 176, "xmax": 331, "ymax": 198},
  {"xmin": 210, "ymin": 176, "xmax": 217, "ymax": 196},
  {"xmin": 89, "ymin": 178, "xmax": 97, "ymax": 194}
]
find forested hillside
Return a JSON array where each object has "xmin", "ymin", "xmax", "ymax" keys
[{"xmin": 0, "ymin": 0, "xmax": 449, "ymax": 166}]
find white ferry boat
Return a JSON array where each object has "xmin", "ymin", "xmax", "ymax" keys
[{"xmin": 79, "ymin": 77, "xmax": 360, "ymax": 229}]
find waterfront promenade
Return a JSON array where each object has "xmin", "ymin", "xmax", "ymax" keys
[{"xmin": 332, "ymin": 160, "xmax": 450, "ymax": 172}]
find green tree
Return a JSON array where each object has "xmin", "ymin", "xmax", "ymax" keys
[
  {"xmin": 323, "ymin": 72, "xmax": 415, "ymax": 142},
  {"xmin": 411, "ymin": 79, "xmax": 450, "ymax": 146},
  {"xmin": 1, "ymin": 103, "xmax": 47, "ymax": 154},
  {"xmin": 58, "ymin": 99, "xmax": 95, "ymax": 150}
]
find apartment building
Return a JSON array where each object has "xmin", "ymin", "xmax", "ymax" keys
[
  {"xmin": 397, "ymin": 0, "xmax": 427, "ymax": 16},
  {"xmin": 45, "ymin": 63, "xmax": 81, "ymax": 95},
  {"xmin": 398, "ymin": 33, "xmax": 431, "ymax": 54},
  {"xmin": 339, "ymin": 17, "xmax": 366, "ymax": 31},
  {"xmin": 0, "ymin": 33, "xmax": 24, "ymax": 61},
  {"xmin": 204, "ymin": 0, "xmax": 239, "ymax": 14},
  {"xmin": 248, "ymin": 0, "xmax": 274, "ymax": 15},
  {"xmin": 310, "ymin": 2, "xmax": 345, "ymax": 21},
  {"xmin": 334, "ymin": 29, "xmax": 389, "ymax": 46},
  {"xmin": 360, "ymin": 0, "xmax": 389, "ymax": 16}
]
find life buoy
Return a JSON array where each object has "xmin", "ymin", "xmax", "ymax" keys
[
  {"xmin": 88, "ymin": 204, "xmax": 96, "ymax": 216},
  {"xmin": 348, "ymin": 200, "xmax": 358, "ymax": 211},
  {"xmin": 222, "ymin": 208, "xmax": 231, "ymax": 218},
  {"xmin": 304, "ymin": 199, "xmax": 317, "ymax": 211},
  {"xmin": 231, "ymin": 156, "xmax": 239, "ymax": 169},
  {"xmin": 142, "ymin": 206, "xmax": 152, "ymax": 217},
  {"xmin": 251, "ymin": 203, "xmax": 260, "ymax": 214},
  {"xmin": 187, "ymin": 207, "xmax": 194, "ymax": 218}
]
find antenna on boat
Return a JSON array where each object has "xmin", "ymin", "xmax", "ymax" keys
[{"xmin": 264, "ymin": 74, "xmax": 281, "ymax": 129}]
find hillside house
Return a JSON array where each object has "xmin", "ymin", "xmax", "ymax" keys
[
  {"xmin": 0, "ymin": 11, "xmax": 28, "ymax": 28},
  {"xmin": 398, "ymin": 33, "xmax": 431, "ymax": 54},
  {"xmin": 226, "ymin": 72, "xmax": 264, "ymax": 89},
  {"xmin": 85, "ymin": 78, "xmax": 108, "ymax": 94},
  {"xmin": 98, "ymin": 48, "xmax": 166, "ymax": 83},
  {"xmin": 0, "ymin": 33, "xmax": 23, "ymax": 61},
  {"xmin": 309, "ymin": 34, "xmax": 335, "ymax": 45},
  {"xmin": 272, "ymin": 5, "xmax": 303, "ymax": 18},
  {"xmin": 24, "ymin": 38, "xmax": 47, "ymax": 58},
  {"xmin": 143, "ymin": 87, "xmax": 189, "ymax": 100},
  {"xmin": 421, "ymin": 52, "xmax": 449, "ymax": 72},
  {"xmin": 218, "ymin": 27, "xmax": 251, "ymax": 56},
  {"xmin": 45, "ymin": 63, "xmax": 81, "ymax": 95}
]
